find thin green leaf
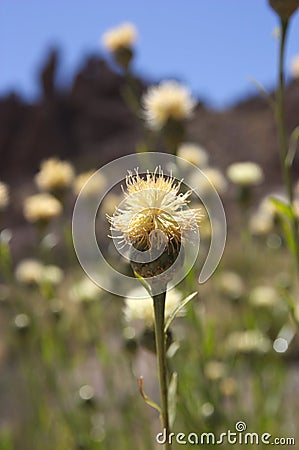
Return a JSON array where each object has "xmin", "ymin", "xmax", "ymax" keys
[
  {"xmin": 248, "ymin": 77, "xmax": 275, "ymax": 109},
  {"xmin": 166, "ymin": 341, "xmax": 180, "ymax": 359},
  {"xmin": 164, "ymin": 292, "xmax": 198, "ymax": 333},
  {"xmin": 138, "ymin": 376, "xmax": 161, "ymax": 414},
  {"xmin": 168, "ymin": 372, "xmax": 178, "ymax": 429},
  {"xmin": 269, "ymin": 197, "xmax": 293, "ymax": 219},
  {"xmin": 286, "ymin": 126, "xmax": 299, "ymax": 167},
  {"xmin": 279, "ymin": 288, "xmax": 296, "ymax": 316},
  {"xmin": 133, "ymin": 271, "xmax": 152, "ymax": 296},
  {"xmin": 280, "ymin": 218, "xmax": 296, "ymax": 255}
]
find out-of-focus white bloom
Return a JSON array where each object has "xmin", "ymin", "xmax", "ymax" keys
[
  {"xmin": 249, "ymin": 194, "xmax": 282, "ymax": 236},
  {"xmin": 259, "ymin": 195, "xmax": 278, "ymax": 216},
  {"xmin": 41, "ymin": 265, "xmax": 64, "ymax": 286},
  {"xmin": 124, "ymin": 286, "xmax": 182, "ymax": 325},
  {"xmin": 15, "ymin": 259, "xmax": 63, "ymax": 287},
  {"xmin": 35, "ymin": 158, "xmax": 74, "ymax": 192},
  {"xmin": 190, "ymin": 167, "xmax": 227, "ymax": 195},
  {"xmin": 102, "ymin": 23, "xmax": 137, "ymax": 52},
  {"xmin": 249, "ymin": 212, "xmax": 274, "ymax": 236},
  {"xmin": 73, "ymin": 170, "xmax": 106, "ymax": 197},
  {"xmin": 204, "ymin": 361, "xmax": 226, "ymax": 380},
  {"xmin": 15, "ymin": 259, "xmax": 44, "ymax": 285},
  {"xmin": 23, "ymin": 193, "xmax": 62, "ymax": 223},
  {"xmin": 226, "ymin": 162, "xmax": 264, "ymax": 186},
  {"xmin": 290, "ymin": 55, "xmax": 299, "ymax": 79},
  {"xmin": 249, "ymin": 286, "xmax": 281, "ymax": 308},
  {"xmin": 225, "ymin": 330, "xmax": 271, "ymax": 354},
  {"xmin": 71, "ymin": 278, "xmax": 102, "ymax": 303},
  {"xmin": 217, "ymin": 271, "xmax": 245, "ymax": 300},
  {"xmin": 142, "ymin": 81, "xmax": 196, "ymax": 130},
  {"xmin": 177, "ymin": 143, "xmax": 209, "ymax": 168},
  {"xmin": 0, "ymin": 182, "xmax": 9, "ymax": 211}
]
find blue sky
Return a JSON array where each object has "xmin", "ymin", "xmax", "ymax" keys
[{"xmin": 1, "ymin": 0, "xmax": 299, "ymax": 108}]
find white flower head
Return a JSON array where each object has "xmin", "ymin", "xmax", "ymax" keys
[
  {"xmin": 0, "ymin": 181, "xmax": 9, "ymax": 211},
  {"xmin": 142, "ymin": 81, "xmax": 196, "ymax": 130},
  {"xmin": 124, "ymin": 286, "xmax": 182, "ymax": 325},
  {"xmin": 102, "ymin": 23, "xmax": 137, "ymax": 53},
  {"xmin": 227, "ymin": 162, "xmax": 264, "ymax": 187},
  {"xmin": 35, "ymin": 158, "xmax": 74, "ymax": 192},
  {"xmin": 177, "ymin": 143, "xmax": 209, "ymax": 168},
  {"xmin": 108, "ymin": 168, "xmax": 201, "ymax": 251},
  {"xmin": 23, "ymin": 193, "xmax": 62, "ymax": 223}
]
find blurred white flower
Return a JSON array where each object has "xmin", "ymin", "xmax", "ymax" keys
[
  {"xmin": 249, "ymin": 212, "xmax": 273, "ymax": 236},
  {"xmin": 259, "ymin": 195, "xmax": 278, "ymax": 216},
  {"xmin": 249, "ymin": 286, "xmax": 281, "ymax": 308},
  {"xmin": 41, "ymin": 265, "xmax": 64, "ymax": 286},
  {"xmin": 73, "ymin": 170, "xmax": 106, "ymax": 197},
  {"xmin": 124, "ymin": 286, "xmax": 182, "ymax": 325},
  {"xmin": 226, "ymin": 162, "xmax": 264, "ymax": 186},
  {"xmin": 35, "ymin": 158, "xmax": 74, "ymax": 193},
  {"xmin": 225, "ymin": 330, "xmax": 271, "ymax": 354},
  {"xmin": 23, "ymin": 193, "xmax": 62, "ymax": 223},
  {"xmin": 71, "ymin": 278, "xmax": 102, "ymax": 303},
  {"xmin": 142, "ymin": 80, "xmax": 196, "ymax": 130},
  {"xmin": 189, "ymin": 167, "xmax": 227, "ymax": 196},
  {"xmin": 15, "ymin": 259, "xmax": 44, "ymax": 285},
  {"xmin": 102, "ymin": 23, "xmax": 137, "ymax": 52},
  {"xmin": 177, "ymin": 143, "xmax": 209, "ymax": 168},
  {"xmin": 217, "ymin": 271, "xmax": 245, "ymax": 300},
  {"xmin": 0, "ymin": 181, "xmax": 9, "ymax": 211}
]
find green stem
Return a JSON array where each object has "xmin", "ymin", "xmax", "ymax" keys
[
  {"xmin": 276, "ymin": 18, "xmax": 299, "ymax": 273},
  {"xmin": 153, "ymin": 291, "xmax": 170, "ymax": 450}
]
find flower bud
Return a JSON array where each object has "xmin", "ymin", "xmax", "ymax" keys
[{"xmin": 269, "ymin": 0, "xmax": 299, "ymax": 19}]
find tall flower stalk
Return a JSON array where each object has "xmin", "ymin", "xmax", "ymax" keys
[
  {"xmin": 153, "ymin": 291, "xmax": 170, "ymax": 449},
  {"xmin": 269, "ymin": 0, "xmax": 299, "ymax": 275},
  {"xmin": 271, "ymin": 6, "xmax": 299, "ymax": 275},
  {"xmin": 108, "ymin": 168, "xmax": 201, "ymax": 446}
]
